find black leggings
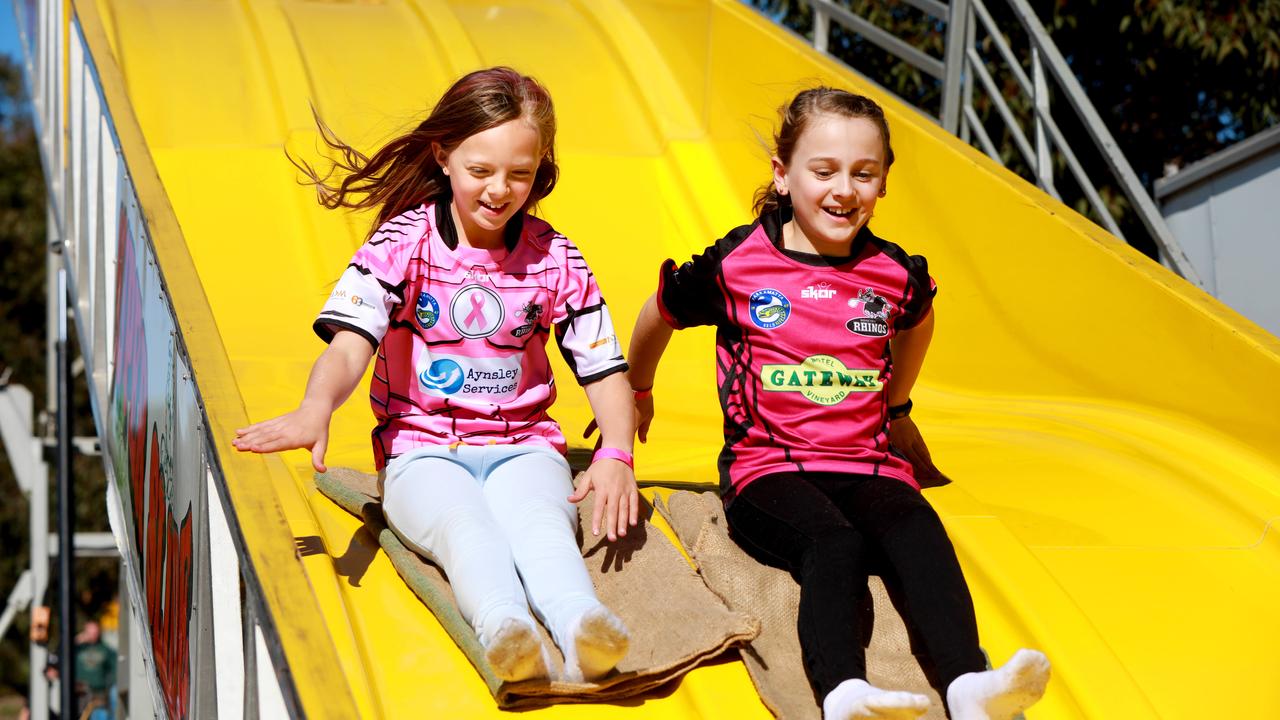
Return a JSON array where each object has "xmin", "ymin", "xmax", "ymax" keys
[{"xmin": 724, "ymin": 471, "xmax": 986, "ymax": 704}]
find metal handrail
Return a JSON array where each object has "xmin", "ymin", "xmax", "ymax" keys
[{"xmin": 753, "ymin": 0, "xmax": 1203, "ymax": 286}]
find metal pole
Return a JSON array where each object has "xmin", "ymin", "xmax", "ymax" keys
[
  {"xmin": 940, "ymin": 0, "xmax": 971, "ymax": 133},
  {"xmin": 29, "ymin": 213, "xmax": 57, "ymax": 720},
  {"xmin": 1031, "ymin": 48, "xmax": 1056, "ymax": 196},
  {"xmin": 56, "ymin": 265, "xmax": 76, "ymax": 719},
  {"xmin": 813, "ymin": 5, "xmax": 829, "ymax": 53}
]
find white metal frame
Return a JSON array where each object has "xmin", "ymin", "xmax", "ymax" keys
[{"xmin": 751, "ymin": 0, "xmax": 1203, "ymax": 286}]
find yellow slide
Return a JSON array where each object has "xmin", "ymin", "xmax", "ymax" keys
[{"xmin": 87, "ymin": 0, "xmax": 1280, "ymax": 717}]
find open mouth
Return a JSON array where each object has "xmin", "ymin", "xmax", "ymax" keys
[
  {"xmin": 479, "ymin": 200, "xmax": 509, "ymax": 216},
  {"xmin": 822, "ymin": 207, "xmax": 853, "ymax": 218}
]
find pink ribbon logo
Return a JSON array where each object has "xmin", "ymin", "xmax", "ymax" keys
[{"xmin": 464, "ymin": 292, "xmax": 487, "ymax": 329}]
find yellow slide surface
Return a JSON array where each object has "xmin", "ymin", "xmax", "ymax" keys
[{"xmin": 89, "ymin": 0, "xmax": 1280, "ymax": 717}]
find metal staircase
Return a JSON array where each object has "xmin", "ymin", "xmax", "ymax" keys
[{"xmin": 750, "ymin": 0, "xmax": 1202, "ymax": 286}]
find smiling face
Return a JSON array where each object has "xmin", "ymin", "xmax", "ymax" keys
[
  {"xmin": 772, "ymin": 113, "xmax": 888, "ymax": 254},
  {"xmin": 435, "ymin": 119, "xmax": 542, "ymax": 248}
]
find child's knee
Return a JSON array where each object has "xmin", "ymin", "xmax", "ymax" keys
[{"xmin": 802, "ymin": 526, "xmax": 865, "ymax": 574}]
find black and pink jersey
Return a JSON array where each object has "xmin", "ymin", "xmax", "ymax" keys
[
  {"xmin": 315, "ymin": 200, "xmax": 627, "ymax": 469},
  {"xmin": 658, "ymin": 209, "xmax": 936, "ymax": 499}
]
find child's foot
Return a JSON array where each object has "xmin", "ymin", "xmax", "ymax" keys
[
  {"xmin": 484, "ymin": 618, "xmax": 547, "ymax": 682},
  {"xmin": 822, "ymin": 678, "xmax": 930, "ymax": 719},
  {"xmin": 562, "ymin": 605, "xmax": 630, "ymax": 683},
  {"xmin": 946, "ymin": 649, "xmax": 1051, "ymax": 720}
]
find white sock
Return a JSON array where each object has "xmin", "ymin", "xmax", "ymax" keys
[
  {"xmin": 946, "ymin": 649, "xmax": 1051, "ymax": 720},
  {"xmin": 483, "ymin": 618, "xmax": 547, "ymax": 682},
  {"xmin": 560, "ymin": 605, "xmax": 630, "ymax": 683},
  {"xmin": 822, "ymin": 678, "xmax": 931, "ymax": 720}
]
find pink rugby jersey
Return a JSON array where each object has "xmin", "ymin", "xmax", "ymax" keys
[
  {"xmin": 315, "ymin": 201, "xmax": 627, "ymax": 469},
  {"xmin": 658, "ymin": 208, "xmax": 936, "ymax": 499}
]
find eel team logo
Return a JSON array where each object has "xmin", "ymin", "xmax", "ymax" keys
[
  {"xmin": 511, "ymin": 301, "xmax": 544, "ymax": 338},
  {"xmin": 451, "ymin": 285, "xmax": 505, "ymax": 338},
  {"xmin": 749, "ymin": 288, "xmax": 791, "ymax": 329},
  {"xmin": 419, "ymin": 358, "xmax": 465, "ymax": 395},
  {"xmin": 846, "ymin": 288, "xmax": 890, "ymax": 337},
  {"xmin": 802, "ymin": 282, "xmax": 837, "ymax": 300},
  {"xmin": 415, "ymin": 292, "xmax": 440, "ymax": 329},
  {"xmin": 762, "ymin": 354, "xmax": 883, "ymax": 405}
]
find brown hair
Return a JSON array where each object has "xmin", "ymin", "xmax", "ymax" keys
[
  {"xmin": 752, "ymin": 88, "xmax": 894, "ymax": 216},
  {"xmin": 292, "ymin": 67, "xmax": 558, "ymax": 237}
]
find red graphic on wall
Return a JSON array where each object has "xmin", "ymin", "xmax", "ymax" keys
[{"xmin": 110, "ymin": 209, "xmax": 193, "ymax": 719}]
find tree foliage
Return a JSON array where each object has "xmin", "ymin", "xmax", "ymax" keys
[
  {"xmin": 1043, "ymin": 0, "xmax": 1280, "ymax": 175},
  {"xmin": 1, "ymin": 53, "xmax": 116, "ymax": 699},
  {"xmin": 750, "ymin": 0, "xmax": 1280, "ymax": 256}
]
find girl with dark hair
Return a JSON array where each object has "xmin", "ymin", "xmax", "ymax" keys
[
  {"xmin": 626, "ymin": 88, "xmax": 1050, "ymax": 719},
  {"xmin": 234, "ymin": 67, "xmax": 635, "ymax": 684}
]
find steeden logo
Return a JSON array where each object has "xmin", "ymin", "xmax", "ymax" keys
[{"xmin": 761, "ymin": 355, "xmax": 883, "ymax": 405}]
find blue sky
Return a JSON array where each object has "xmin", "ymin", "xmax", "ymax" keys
[{"xmin": 2, "ymin": 2, "xmax": 26, "ymax": 64}]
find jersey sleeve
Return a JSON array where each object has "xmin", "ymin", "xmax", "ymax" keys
[
  {"xmin": 314, "ymin": 214, "xmax": 419, "ymax": 348},
  {"xmin": 656, "ymin": 241, "xmax": 728, "ymax": 329},
  {"xmin": 550, "ymin": 239, "xmax": 628, "ymax": 384},
  {"xmin": 896, "ymin": 253, "xmax": 937, "ymax": 331}
]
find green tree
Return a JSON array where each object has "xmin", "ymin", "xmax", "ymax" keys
[
  {"xmin": 750, "ymin": 0, "xmax": 1280, "ymax": 257},
  {"xmin": 1, "ymin": 52, "xmax": 116, "ymax": 701},
  {"xmin": 0, "ymin": 51, "xmax": 48, "ymax": 699}
]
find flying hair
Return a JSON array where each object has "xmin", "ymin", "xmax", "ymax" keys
[{"xmin": 289, "ymin": 66, "xmax": 558, "ymax": 238}]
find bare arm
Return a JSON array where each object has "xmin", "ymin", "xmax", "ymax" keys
[
  {"xmin": 232, "ymin": 330, "xmax": 375, "ymax": 472},
  {"xmin": 626, "ymin": 293, "xmax": 674, "ymax": 442},
  {"xmin": 887, "ymin": 308, "xmax": 934, "ymax": 406},
  {"xmin": 569, "ymin": 371, "xmax": 639, "ymax": 541},
  {"xmin": 886, "ymin": 309, "xmax": 942, "ymax": 480}
]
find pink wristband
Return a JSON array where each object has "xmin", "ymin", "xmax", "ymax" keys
[
  {"xmin": 633, "ymin": 386, "xmax": 653, "ymax": 400},
  {"xmin": 592, "ymin": 447, "xmax": 634, "ymax": 469}
]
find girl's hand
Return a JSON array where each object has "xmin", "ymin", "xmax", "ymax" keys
[
  {"xmin": 567, "ymin": 458, "xmax": 640, "ymax": 542},
  {"xmin": 233, "ymin": 400, "xmax": 333, "ymax": 473},
  {"xmin": 888, "ymin": 415, "xmax": 949, "ymax": 487},
  {"xmin": 583, "ymin": 390, "xmax": 655, "ymax": 444},
  {"xmin": 634, "ymin": 391, "xmax": 655, "ymax": 444}
]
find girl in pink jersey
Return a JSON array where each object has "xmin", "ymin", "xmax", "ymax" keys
[
  {"xmin": 234, "ymin": 67, "xmax": 636, "ymax": 684},
  {"xmin": 627, "ymin": 89, "xmax": 1051, "ymax": 719}
]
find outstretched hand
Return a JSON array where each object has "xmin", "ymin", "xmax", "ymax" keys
[
  {"xmin": 567, "ymin": 457, "xmax": 640, "ymax": 542},
  {"xmin": 888, "ymin": 415, "xmax": 950, "ymax": 488},
  {"xmin": 232, "ymin": 400, "xmax": 332, "ymax": 473}
]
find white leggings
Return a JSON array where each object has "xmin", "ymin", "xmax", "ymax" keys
[{"xmin": 381, "ymin": 445, "xmax": 602, "ymax": 653}]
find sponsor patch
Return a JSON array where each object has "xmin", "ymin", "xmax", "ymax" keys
[
  {"xmin": 761, "ymin": 355, "xmax": 882, "ymax": 405},
  {"xmin": 802, "ymin": 282, "xmax": 837, "ymax": 300},
  {"xmin": 418, "ymin": 353, "xmax": 522, "ymax": 400},
  {"xmin": 588, "ymin": 335, "xmax": 616, "ymax": 350},
  {"xmin": 450, "ymin": 284, "xmax": 505, "ymax": 339},
  {"xmin": 846, "ymin": 288, "xmax": 891, "ymax": 337},
  {"xmin": 749, "ymin": 288, "xmax": 791, "ymax": 329},
  {"xmin": 419, "ymin": 358, "xmax": 465, "ymax": 395},
  {"xmin": 415, "ymin": 292, "xmax": 440, "ymax": 329}
]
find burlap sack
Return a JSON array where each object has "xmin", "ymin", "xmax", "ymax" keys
[
  {"xmin": 314, "ymin": 468, "xmax": 759, "ymax": 709},
  {"xmin": 656, "ymin": 490, "xmax": 947, "ymax": 720}
]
